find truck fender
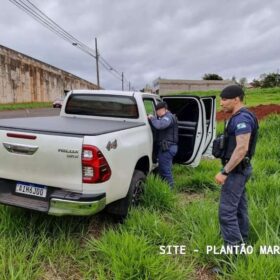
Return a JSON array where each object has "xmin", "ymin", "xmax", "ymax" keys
[{"xmin": 106, "ymin": 170, "xmax": 146, "ymax": 218}]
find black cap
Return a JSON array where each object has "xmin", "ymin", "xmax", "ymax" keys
[
  {"xmin": 220, "ymin": 85, "xmax": 245, "ymax": 99},
  {"xmin": 155, "ymin": 101, "xmax": 168, "ymax": 110}
]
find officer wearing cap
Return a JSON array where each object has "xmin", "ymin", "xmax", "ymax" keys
[
  {"xmin": 214, "ymin": 85, "xmax": 259, "ymax": 247},
  {"xmin": 148, "ymin": 101, "xmax": 178, "ymax": 188}
]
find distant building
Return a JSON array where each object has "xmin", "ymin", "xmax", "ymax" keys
[
  {"xmin": 140, "ymin": 84, "xmax": 153, "ymax": 93},
  {"xmin": 153, "ymin": 78, "xmax": 235, "ymax": 95},
  {"xmin": 0, "ymin": 44, "xmax": 99, "ymax": 104}
]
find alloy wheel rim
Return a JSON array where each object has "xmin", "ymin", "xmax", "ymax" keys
[{"xmin": 132, "ymin": 179, "xmax": 144, "ymax": 205}]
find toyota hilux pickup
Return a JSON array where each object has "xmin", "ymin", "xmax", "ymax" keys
[{"xmin": 0, "ymin": 90, "xmax": 216, "ymax": 217}]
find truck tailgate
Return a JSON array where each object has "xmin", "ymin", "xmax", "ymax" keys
[{"xmin": 0, "ymin": 130, "xmax": 83, "ymax": 191}]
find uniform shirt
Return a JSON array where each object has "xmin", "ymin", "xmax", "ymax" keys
[
  {"xmin": 223, "ymin": 108, "xmax": 258, "ymax": 163},
  {"xmin": 149, "ymin": 111, "xmax": 178, "ymax": 144},
  {"xmin": 227, "ymin": 108, "xmax": 257, "ymax": 137},
  {"xmin": 149, "ymin": 111, "xmax": 174, "ymax": 130}
]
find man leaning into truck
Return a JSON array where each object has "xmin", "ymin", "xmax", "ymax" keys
[{"xmin": 148, "ymin": 101, "xmax": 178, "ymax": 189}]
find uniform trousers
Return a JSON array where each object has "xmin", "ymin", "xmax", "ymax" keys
[
  {"xmin": 157, "ymin": 144, "xmax": 178, "ymax": 188},
  {"xmin": 219, "ymin": 166, "xmax": 252, "ymax": 245}
]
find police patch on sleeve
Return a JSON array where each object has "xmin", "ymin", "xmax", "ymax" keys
[{"xmin": 236, "ymin": 122, "xmax": 247, "ymax": 130}]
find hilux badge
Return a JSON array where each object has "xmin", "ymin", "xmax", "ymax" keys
[{"xmin": 106, "ymin": 139, "xmax": 117, "ymax": 151}]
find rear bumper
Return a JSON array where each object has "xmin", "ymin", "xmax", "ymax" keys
[
  {"xmin": 0, "ymin": 178, "xmax": 106, "ymax": 216},
  {"xmin": 48, "ymin": 196, "xmax": 106, "ymax": 216}
]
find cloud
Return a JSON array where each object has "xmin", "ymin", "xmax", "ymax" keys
[{"xmin": 1, "ymin": 0, "xmax": 280, "ymax": 89}]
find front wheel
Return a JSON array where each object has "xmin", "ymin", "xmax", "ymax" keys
[{"xmin": 106, "ymin": 170, "xmax": 146, "ymax": 219}]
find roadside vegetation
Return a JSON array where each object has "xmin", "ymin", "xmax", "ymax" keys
[
  {"xmin": 0, "ymin": 87, "xmax": 279, "ymax": 112},
  {"xmin": 0, "ymin": 92, "xmax": 279, "ymax": 279},
  {"xmin": 178, "ymin": 86, "xmax": 280, "ymax": 107},
  {"xmin": 0, "ymin": 102, "xmax": 52, "ymax": 111}
]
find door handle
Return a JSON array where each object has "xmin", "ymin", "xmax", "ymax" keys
[{"xmin": 3, "ymin": 142, "xmax": 39, "ymax": 155}]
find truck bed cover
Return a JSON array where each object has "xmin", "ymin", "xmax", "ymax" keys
[{"xmin": 0, "ymin": 116, "xmax": 145, "ymax": 137}]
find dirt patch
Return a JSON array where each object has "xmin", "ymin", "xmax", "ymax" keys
[
  {"xmin": 216, "ymin": 104, "xmax": 280, "ymax": 121},
  {"xmin": 177, "ymin": 192, "xmax": 206, "ymax": 207},
  {"xmin": 77, "ymin": 213, "xmax": 116, "ymax": 247},
  {"xmin": 42, "ymin": 261, "xmax": 82, "ymax": 280},
  {"xmin": 195, "ymin": 267, "xmax": 217, "ymax": 280}
]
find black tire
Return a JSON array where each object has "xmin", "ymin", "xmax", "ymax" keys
[{"xmin": 106, "ymin": 170, "xmax": 146, "ymax": 219}]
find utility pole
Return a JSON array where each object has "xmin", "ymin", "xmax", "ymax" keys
[
  {"xmin": 122, "ymin": 72, "xmax": 124, "ymax": 91},
  {"xmin": 95, "ymin": 37, "xmax": 100, "ymax": 89},
  {"xmin": 129, "ymin": 81, "xmax": 131, "ymax": 91}
]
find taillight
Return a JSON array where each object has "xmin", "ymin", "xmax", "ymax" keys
[{"xmin": 82, "ymin": 145, "xmax": 111, "ymax": 183}]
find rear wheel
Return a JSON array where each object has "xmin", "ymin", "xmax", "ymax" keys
[
  {"xmin": 106, "ymin": 170, "xmax": 146, "ymax": 219},
  {"xmin": 130, "ymin": 170, "xmax": 146, "ymax": 206}
]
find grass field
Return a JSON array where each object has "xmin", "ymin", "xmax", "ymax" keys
[
  {"xmin": 0, "ymin": 102, "xmax": 52, "ymax": 111},
  {"xmin": 0, "ymin": 90, "xmax": 279, "ymax": 279},
  {"xmin": 176, "ymin": 86, "xmax": 280, "ymax": 107}
]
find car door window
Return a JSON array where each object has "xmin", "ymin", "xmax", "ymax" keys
[{"xmin": 143, "ymin": 99, "xmax": 156, "ymax": 115}]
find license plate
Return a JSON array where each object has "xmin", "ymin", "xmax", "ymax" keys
[{"xmin": 15, "ymin": 182, "xmax": 47, "ymax": 198}]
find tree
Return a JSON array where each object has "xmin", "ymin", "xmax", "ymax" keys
[
  {"xmin": 231, "ymin": 76, "xmax": 237, "ymax": 83},
  {"xmin": 251, "ymin": 79, "xmax": 261, "ymax": 88},
  {"xmin": 260, "ymin": 73, "xmax": 267, "ymax": 80},
  {"xmin": 202, "ymin": 73, "xmax": 223, "ymax": 80},
  {"xmin": 261, "ymin": 72, "xmax": 280, "ymax": 88},
  {"xmin": 239, "ymin": 77, "xmax": 247, "ymax": 88}
]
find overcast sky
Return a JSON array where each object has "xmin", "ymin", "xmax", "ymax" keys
[{"xmin": 1, "ymin": 0, "xmax": 280, "ymax": 90}]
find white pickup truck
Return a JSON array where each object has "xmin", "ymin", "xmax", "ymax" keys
[{"xmin": 0, "ymin": 90, "xmax": 216, "ymax": 217}]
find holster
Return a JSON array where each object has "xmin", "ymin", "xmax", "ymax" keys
[
  {"xmin": 160, "ymin": 140, "xmax": 170, "ymax": 152},
  {"xmin": 212, "ymin": 134, "xmax": 225, "ymax": 159}
]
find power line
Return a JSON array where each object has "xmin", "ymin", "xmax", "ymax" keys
[
  {"xmin": 10, "ymin": 1, "xmax": 87, "ymax": 51},
  {"xmin": 8, "ymin": 0, "xmax": 133, "ymax": 89}
]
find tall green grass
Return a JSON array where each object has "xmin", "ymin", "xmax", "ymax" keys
[
  {"xmin": 83, "ymin": 229, "xmax": 191, "ymax": 280},
  {"xmin": 173, "ymin": 160, "xmax": 219, "ymax": 192},
  {"xmin": 0, "ymin": 115, "xmax": 278, "ymax": 279},
  {"xmin": 140, "ymin": 174, "xmax": 177, "ymax": 212}
]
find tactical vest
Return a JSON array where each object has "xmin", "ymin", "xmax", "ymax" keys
[
  {"xmin": 222, "ymin": 108, "xmax": 259, "ymax": 164},
  {"xmin": 157, "ymin": 113, "xmax": 179, "ymax": 145}
]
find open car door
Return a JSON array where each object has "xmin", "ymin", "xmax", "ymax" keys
[
  {"xmin": 162, "ymin": 96, "xmax": 207, "ymax": 167},
  {"xmin": 200, "ymin": 96, "xmax": 216, "ymax": 156}
]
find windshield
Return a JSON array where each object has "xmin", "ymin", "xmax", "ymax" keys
[{"xmin": 65, "ymin": 94, "xmax": 139, "ymax": 118}]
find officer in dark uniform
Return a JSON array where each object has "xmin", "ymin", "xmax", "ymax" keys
[
  {"xmin": 214, "ymin": 85, "xmax": 259, "ymax": 247},
  {"xmin": 148, "ymin": 101, "xmax": 178, "ymax": 188}
]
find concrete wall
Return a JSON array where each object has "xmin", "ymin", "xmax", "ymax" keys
[
  {"xmin": 0, "ymin": 45, "xmax": 98, "ymax": 104},
  {"xmin": 153, "ymin": 79, "xmax": 235, "ymax": 95}
]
